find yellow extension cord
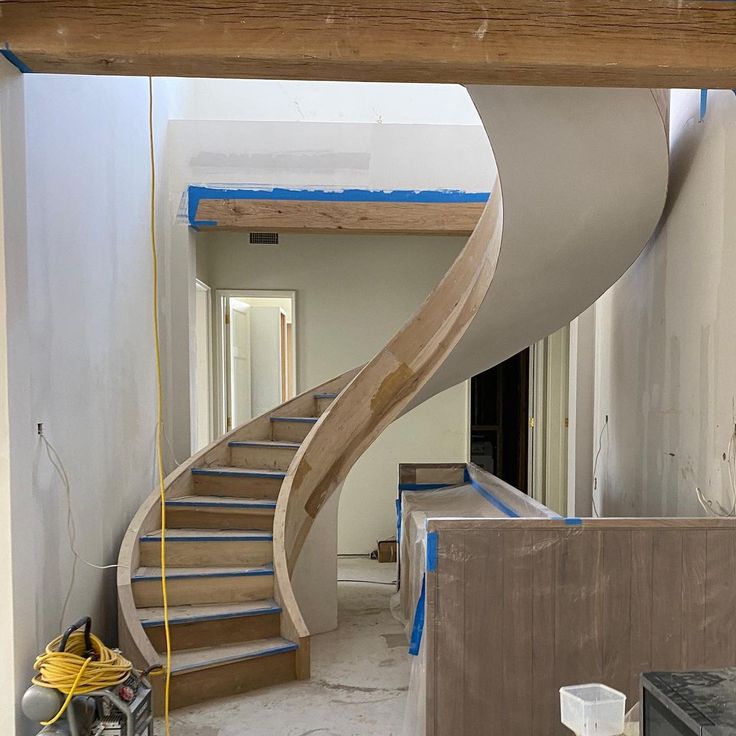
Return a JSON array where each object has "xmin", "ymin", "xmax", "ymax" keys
[
  {"xmin": 30, "ymin": 79, "xmax": 172, "ymax": 734},
  {"xmin": 148, "ymin": 76, "xmax": 173, "ymax": 736},
  {"xmin": 32, "ymin": 631, "xmax": 133, "ymax": 726}
]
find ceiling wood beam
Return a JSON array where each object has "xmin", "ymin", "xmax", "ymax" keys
[
  {"xmin": 1, "ymin": 1, "xmax": 735, "ymax": 87},
  {"xmin": 194, "ymin": 198, "xmax": 485, "ymax": 236}
]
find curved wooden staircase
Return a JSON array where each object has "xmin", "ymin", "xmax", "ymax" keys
[
  {"xmin": 117, "ymin": 370, "xmax": 359, "ymax": 710},
  {"xmin": 118, "ymin": 86, "xmax": 670, "ymax": 711}
]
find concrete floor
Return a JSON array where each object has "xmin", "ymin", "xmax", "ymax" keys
[{"xmin": 164, "ymin": 558, "xmax": 410, "ymax": 736}]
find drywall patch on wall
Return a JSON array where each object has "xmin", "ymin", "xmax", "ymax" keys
[{"xmin": 594, "ymin": 89, "xmax": 736, "ymax": 517}]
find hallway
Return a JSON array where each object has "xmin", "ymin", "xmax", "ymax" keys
[{"xmin": 166, "ymin": 559, "xmax": 409, "ymax": 736}]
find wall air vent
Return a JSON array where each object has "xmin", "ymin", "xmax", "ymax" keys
[{"xmin": 249, "ymin": 232, "xmax": 279, "ymax": 245}]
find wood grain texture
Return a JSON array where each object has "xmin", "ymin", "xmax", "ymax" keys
[
  {"xmin": 428, "ymin": 520, "xmax": 736, "ymax": 736},
  {"xmin": 1, "ymin": 2, "xmax": 735, "ymax": 87},
  {"xmin": 196, "ymin": 199, "xmax": 485, "ymax": 235}
]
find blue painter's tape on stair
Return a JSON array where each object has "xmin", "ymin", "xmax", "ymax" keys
[
  {"xmin": 191, "ymin": 467, "xmax": 285, "ymax": 479},
  {"xmin": 132, "ymin": 566, "xmax": 273, "ymax": 581},
  {"xmin": 408, "ymin": 575, "xmax": 426, "ymax": 656},
  {"xmin": 426, "ymin": 531, "xmax": 439, "ymax": 572},
  {"xmin": 1, "ymin": 47, "xmax": 32, "ymax": 73},
  {"xmin": 187, "ymin": 185, "xmax": 491, "ymax": 228},
  {"xmin": 141, "ymin": 604, "xmax": 282, "ymax": 628},
  {"xmin": 565, "ymin": 517, "xmax": 583, "ymax": 526},
  {"xmin": 166, "ymin": 498, "xmax": 277, "ymax": 509},
  {"xmin": 171, "ymin": 641, "xmax": 299, "ymax": 675},
  {"xmin": 229, "ymin": 440, "xmax": 300, "ymax": 449},
  {"xmin": 270, "ymin": 416, "xmax": 318, "ymax": 423},
  {"xmin": 141, "ymin": 533, "xmax": 273, "ymax": 543}
]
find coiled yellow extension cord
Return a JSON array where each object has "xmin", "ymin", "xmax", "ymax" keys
[
  {"xmin": 32, "ymin": 631, "xmax": 133, "ymax": 726},
  {"xmin": 148, "ymin": 76, "xmax": 173, "ymax": 736}
]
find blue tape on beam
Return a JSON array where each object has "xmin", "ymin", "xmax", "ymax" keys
[
  {"xmin": 1, "ymin": 48, "xmax": 32, "ymax": 74},
  {"xmin": 187, "ymin": 185, "xmax": 492, "ymax": 229},
  {"xmin": 408, "ymin": 575, "xmax": 427, "ymax": 656},
  {"xmin": 468, "ymin": 478, "xmax": 520, "ymax": 518},
  {"xmin": 426, "ymin": 531, "xmax": 438, "ymax": 572},
  {"xmin": 565, "ymin": 517, "xmax": 583, "ymax": 526}
]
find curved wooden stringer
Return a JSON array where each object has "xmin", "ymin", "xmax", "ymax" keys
[{"xmin": 117, "ymin": 85, "xmax": 669, "ymax": 710}]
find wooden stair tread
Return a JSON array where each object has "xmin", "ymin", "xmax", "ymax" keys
[
  {"xmin": 169, "ymin": 637, "xmax": 298, "ymax": 675},
  {"xmin": 191, "ymin": 466, "xmax": 286, "ymax": 479},
  {"xmin": 228, "ymin": 439, "xmax": 301, "ymax": 449},
  {"xmin": 141, "ymin": 529, "xmax": 273, "ymax": 542},
  {"xmin": 269, "ymin": 415, "xmax": 319, "ymax": 423},
  {"xmin": 166, "ymin": 495, "xmax": 277, "ymax": 509},
  {"xmin": 132, "ymin": 564, "xmax": 273, "ymax": 581},
  {"xmin": 138, "ymin": 599, "xmax": 281, "ymax": 627}
]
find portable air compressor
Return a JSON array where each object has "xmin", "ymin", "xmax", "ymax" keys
[{"xmin": 22, "ymin": 617, "xmax": 154, "ymax": 736}]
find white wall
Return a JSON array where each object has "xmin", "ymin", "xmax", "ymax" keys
[
  {"xmin": 166, "ymin": 79, "xmax": 481, "ymax": 125},
  {"xmin": 1, "ymin": 73, "xmax": 173, "ymax": 735},
  {"xmin": 0, "ymin": 59, "xmax": 29, "ymax": 736},
  {"xmin": 201, "ymin": 231, "xmax": 469, "ymax": 553},
  {"xmin": 593, "ymin": 89, "xmax": 736, "ymax": 517}
]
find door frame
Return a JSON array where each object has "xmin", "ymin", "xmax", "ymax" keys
[
  {"xmin": 528, "ymin": 324, "xmax": 570, "ymax": 514},
  {"xmin": 193, "ymin": 279, "xmax": 214, "ymax": 452},
  {"xmin": 214, "ymin": 289, "xmax": 297, "ymax": 435}
]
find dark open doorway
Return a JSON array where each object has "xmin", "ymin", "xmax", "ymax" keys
[{"xmin": 470, "ymin": 348, "xmax": 530, "ymax": 492}]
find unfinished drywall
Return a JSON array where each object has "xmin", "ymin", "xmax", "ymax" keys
[
  {"xmin": 0, "ymin": 74, "xmax": 179, "ymax": 736},
  {"xmin": 0, "ymin": 58, "xmax": 28, "ymax": 736},
  {"xmin": 594, "ymin": 89, "xmax": 736, "ymax": 517},
  {"xmin": 200, "ymin": 231, "xmax": 470, "ymax": 554}
]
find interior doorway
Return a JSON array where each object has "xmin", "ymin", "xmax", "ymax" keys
[
  {"xmin": 216, "ymin": 290, "xmax": 296, "ymax": 433},
  {"xmin": 470, "ymin": 348, "xmax": 530, "ymax": 492}
]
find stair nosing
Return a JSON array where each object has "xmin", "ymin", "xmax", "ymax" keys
[
  {"xmin": 228, "ymin": 440, "xmax": 301, "ymax": 449},
  {"xmin": 140, "ymin": 602, "xmax": 282, "ymax": 628},
  {"xmin": 269, "ymin": 416, "xmax": 319, "ymax": 423},
  {"xmin": 191, "ymin": 467, "xmax": 286, "ymax": 479},
  {"xmin": 166, "ymin": 497, "xmax": 277, "ymax": 510},
  {"xmin": 140, "ymin": 531, "xmax": 273, "ymax": 543},
  {"xmin": 132, "ymin": 565, "xmax": 274, "ymax": 582},
  {"xmin": 170, "ymin": 640, "xmax": 298, "ymax": 676}
]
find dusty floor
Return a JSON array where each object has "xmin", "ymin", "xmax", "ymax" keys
[{"xmin": 163, "ymin": 558, "xmax": 410, "ymax": 736}]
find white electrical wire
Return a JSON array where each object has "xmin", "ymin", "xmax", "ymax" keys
[
  {"xmin": 591, "ymin": 415, "xmax": 609, "ymax": 518},
  {"xmin": 40, "ymin": 433, "xmax": 118, "ymax": 630},
  {"xmin": 695, "ymin": 418, "xmax": 736, "ymax": 517}
]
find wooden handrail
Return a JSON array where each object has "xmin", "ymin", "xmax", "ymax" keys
[{"xmin": 272, "ymin": 182, "xmax": 503, "ymax": 675}]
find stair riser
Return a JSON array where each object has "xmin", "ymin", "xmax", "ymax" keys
[
  {"xmin": 192, "ymin": 473, "xmax": 283, "ymax": 499},
  {"xmin": 165, "ymin": 506, "xmax": 275, "ymax": 531},
  {"xmin": 229, "ymin": 445, "xmax": 298, "ymax": 471},
  {"xmin": 132, "ymin": 574, "xmax": 274, "ymax": 607},
  {"xmin": 146, "ymin": 612, "xmax": 281, "ymax": 652},
  {"xmin": 154, "ymin": 650, "xmax": 297, "ymax": 714},
  {"xmin": 316, "ymin": 397, "xmax": 335, "ymax": 413},
  {"xmin": 139, "ymin": 540, "xmax": 273, "ymax": 567},
  {"xmin": 271, "ymin": 421, "xmax": 315, "ymax": 443}
]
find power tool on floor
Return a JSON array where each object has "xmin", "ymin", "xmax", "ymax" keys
[{"xmin": 21, "ymin": 617, "xmax": 155, "ymax": 736}]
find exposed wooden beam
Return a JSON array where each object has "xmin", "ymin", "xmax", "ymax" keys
[
  {"xmin": 1, "ymin": 1, "xmax": 735, "ymax": 87},
  {"xmin": 194, "ymin": 198, "xmax": 485, "ymax": 236}
]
